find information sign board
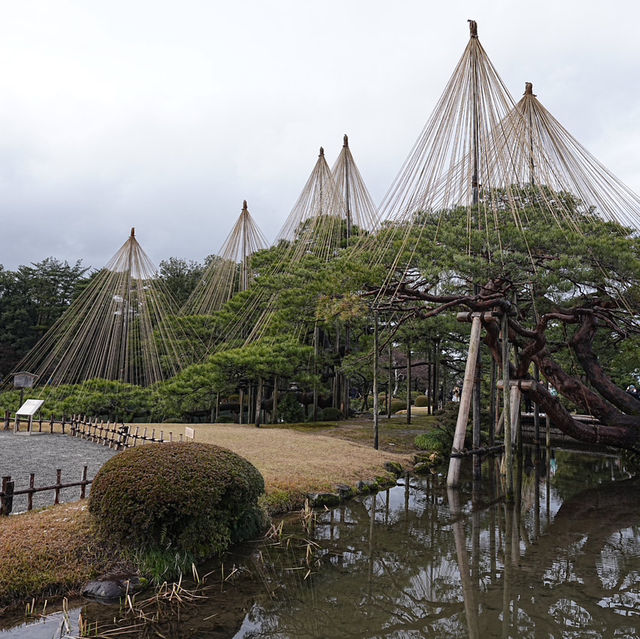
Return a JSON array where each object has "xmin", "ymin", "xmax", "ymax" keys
[{"xmin": 16, "ymin": 399, "xmax": 45, "ymax": 417}]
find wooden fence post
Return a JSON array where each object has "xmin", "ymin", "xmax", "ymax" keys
[
  {"xmin": 3, "ymin": 411, "xmax": 9, "ymax": 431},
  {"xmin": 54, "ymin": 469, "xmax": 62, "ymax": 504},
  {"xmin": 27, "ymin": 473, "xmax": 35, "ymax": 511},
  {"xmin": 1, "ymin": 476, "xmax": 14, "ymax": 516},
  {"xmin": 80, "ymin": 466, "xmax": 88, "ymax": 499}
]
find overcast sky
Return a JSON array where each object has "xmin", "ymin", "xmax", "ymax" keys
[{"xmin": 1, "ymin": 0, "xmax": 639, "ymax": 271}]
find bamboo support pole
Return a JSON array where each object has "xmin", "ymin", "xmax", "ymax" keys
[
  {"xmin": 406, "ymin": 341, "xmax": 412, "ymax": 425},
  {"xmin": 272, "ymin": 376, "xmax": 278, "ymax": 424},
  {"xmin": 447, "ymin": 315, "xmax": 482, "ymax": 487},
  {"xmin": 373, "ymin": 310, "xmax": 379, "ymax": 449},
  {"xmin": 255, "ymin": 377, "xmax": 263, "ymax": 428},
  {"xmin": 387, "ymin": 342, "xmax": 393, "ymax": 419},
  {"xmin": 533, "ymin": 363, "xmax": 541, "ymax": 443},
  {"xmin": 502, "ymin": 313, "xmax": 513, "ymax": 500},
  {"xmin": 312, "ymin": 323, "xmax": 319, "ymax": 422}
]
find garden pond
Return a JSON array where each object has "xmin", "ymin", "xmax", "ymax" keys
[{"xmin": 1, "ymin": 443, "xmax": 640, "ymax": 638}]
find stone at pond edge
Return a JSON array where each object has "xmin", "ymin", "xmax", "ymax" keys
[
  {"xmin": 82, "ymin": 576, "xmax": 145, "ymax": 603},
  {"xmin": 335, "ymin": 484, "xmax": 354, "ymax": 499},
  {"xmin": 384, "ymin": 461, "xmax": 404, "ymax": 476},
  {"xmin": 375, "ymin": 475, "xmax": 398, "ymax": 489},
  {"xmin": 308, "ymin": 492, "xmax": 341, "ymax": 507},
  {"xmin": 357, "ymin": 479, "xmax": 378, "ymax": 493},
  {"xmin": 309, "ymin": 475, "xmax": 398, "ymax": 507}
]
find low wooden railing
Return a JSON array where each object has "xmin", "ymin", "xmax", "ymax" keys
[
  {"xmin": 1, "ymin": 413, "xmax": 195, "ymax": 515},
  {"xmin": 3, "ymin": 411, "xmax": 193, "ymax": 449},
  {"xmin": 0, "ymin": 465, "xmax": 91, "ymax": 516}
]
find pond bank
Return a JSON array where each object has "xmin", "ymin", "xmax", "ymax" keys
[
  {"xmin": 0, "ymin": 422, "xmax": 414, "ymax": 611},
  {"xmin": 5, "ymin": 445, "xmax": 639, "ymax": 638}
]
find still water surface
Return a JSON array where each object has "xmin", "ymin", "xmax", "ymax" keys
[{"xmin": 2, "ymin": 447, "xmax": 639, "ymax": 638}]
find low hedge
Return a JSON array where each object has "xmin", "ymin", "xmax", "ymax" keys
[{"xmin": 89, "ymin": 442, "xmax": 267, "ymax": 559}]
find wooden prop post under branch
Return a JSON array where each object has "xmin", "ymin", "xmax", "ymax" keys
[{"xmin": 447, "ymin": 311, "xmax": 500, "ymax": 489}]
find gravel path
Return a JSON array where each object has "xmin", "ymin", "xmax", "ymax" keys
[{"xmin": 0, "ymin": 432, "xmax": 117, "ymax": 513}]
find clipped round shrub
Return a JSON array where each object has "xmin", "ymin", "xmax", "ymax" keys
[
  {"xmin": 89, "ymin": 442, "xmax": 267, "ymax": 559},
  {"xmin": 319, "ymin": 407, "xmax": 343, "ymax": 421},
  {"xmin": 390, "ymin": 398, "xmax": 406, "ymax": 413},
  {"xmin": 414, "ymin": 395, "xmax": 429, "ymax": 407}
]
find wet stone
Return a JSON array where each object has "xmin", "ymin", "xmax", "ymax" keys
[
  {"xmin": 384, "ymin": 461, "xmax": 404, "ymax": 476},
  {"xmin": 357, "ymin": 479, "xmax": 378, "ymax": 493},
  {"xmin": 335, "ymin": 483, "xmax": 353, "ymax": 499},
  {"xmin": 82, "ymin": 580, "xmax": 123, "ymax": 602}
]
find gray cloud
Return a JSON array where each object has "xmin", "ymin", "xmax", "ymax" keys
[{"xmin": 1, "ymin": 0, "xmax": 639, "ymax": 270}]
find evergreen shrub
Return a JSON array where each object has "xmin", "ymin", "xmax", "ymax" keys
[
  {"xmin": 414, "ymin": 430, "xmax": 451, "ymax": 454},
  {"xmin": 319, "ymin": 407, "xmax": 343, "ymax": 421},
  {"xmin": 414, "ymin": 395, "xmax": 429, "ymax": 407},
  {"xmin": 89, "ymin": 442, "xmax": 267, "ymax": 559}
]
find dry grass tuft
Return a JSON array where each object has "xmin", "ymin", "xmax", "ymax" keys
[{"xmin": 0, "ymin": 502, "xmax": 121, "ymax": 608}]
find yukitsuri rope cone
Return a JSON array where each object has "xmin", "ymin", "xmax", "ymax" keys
[
  {"xmin": 359, "ymin": 20, "xmax": 640, "ymax": 483},
  {"xmin": 365, "ymin": 20, "xmax": 640, "ymax": 292},
  {"xmin": 331, "ymin": 134, "xmax": 379, "ymax": 240},
  {"xmin": 7, "ymin": 229, "xmax": 192, "ymax": 387},
  {"xmin": 210, "ymin": 140, "xmax": 378, "ymax": 349},
  {"xmin": 181, "ymin": 200, "xmax": 268, "ymax": 316}
]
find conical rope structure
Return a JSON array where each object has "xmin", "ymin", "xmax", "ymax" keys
[
  {"xmin": 274, "ymin": 146, "xmax": 348, "ymax": 264},
  {"xmin": 356, "ymin": 20, "xmax": 640, "ymax": 465},
  {"xmin": 365, "ymin": 20, "xmax": 640, "ymax": 294},
  {"xmin": 492, "ymin": 82, "xmax": 640, "ymax": 230},
  {"xmin": 205, "ymin": 145, "xmax": 353, "ymax": 349},
  {"xmin": 330, "ymin": 134, "xmax": 380, "ymax": 239},
  {"xmin": 6, "ymin": 229, "xmax": 193, "ymax": 388},
  {"xmin": 181, "ymin": 200, "xmax": 268, "ymax": 316}
]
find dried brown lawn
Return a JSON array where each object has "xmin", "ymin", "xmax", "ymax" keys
[{"xmin": 180, "ymin": 423, "xmax": 412, "ymax": 494}]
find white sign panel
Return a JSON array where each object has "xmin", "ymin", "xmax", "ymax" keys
[{"xmin": 16, "ymin": 399, "xmax": 45, "ymax": 416}]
